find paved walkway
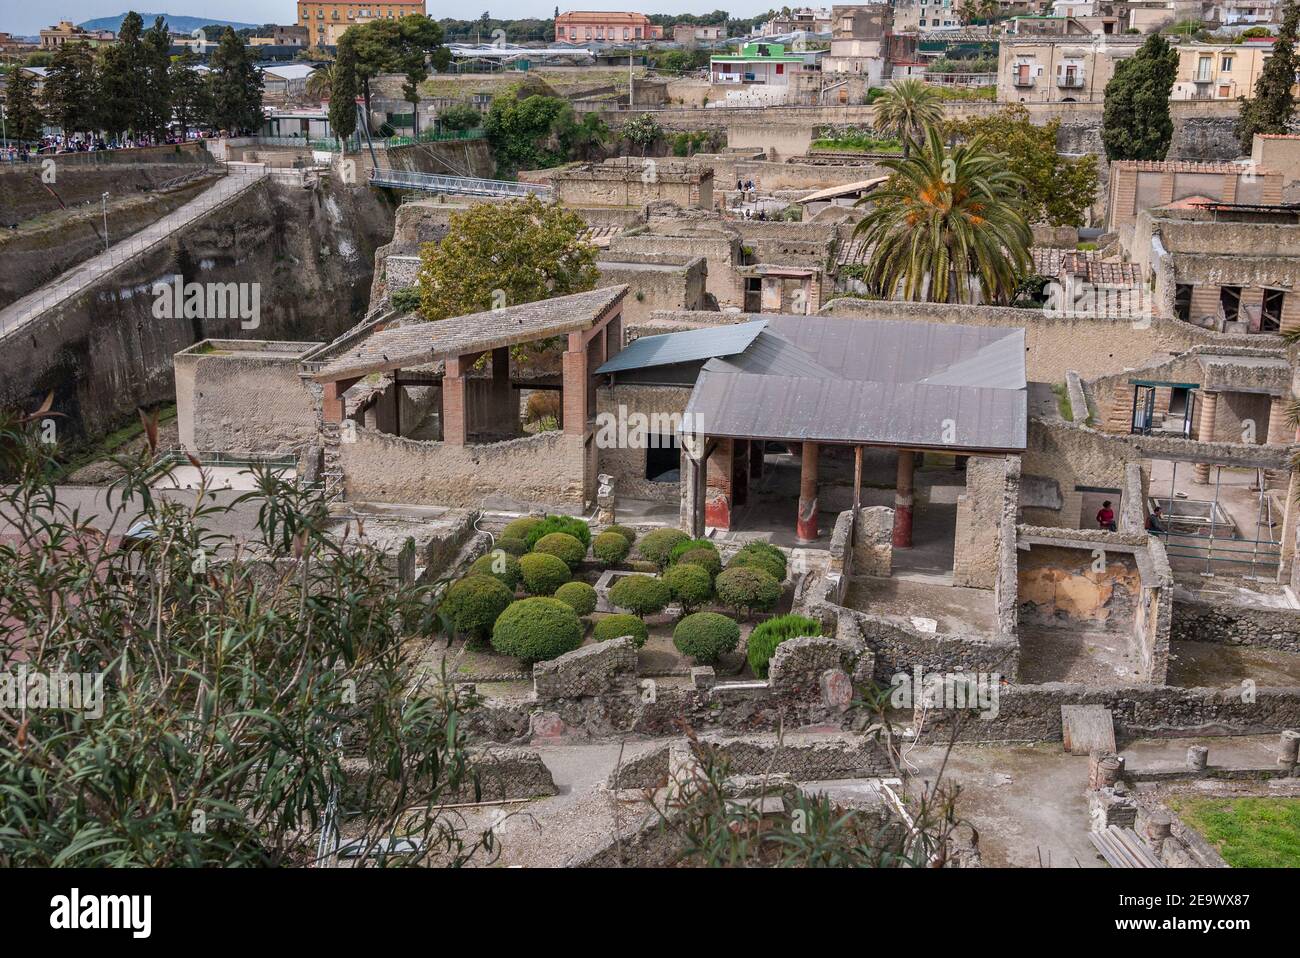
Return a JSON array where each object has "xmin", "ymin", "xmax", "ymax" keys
[{"xmin": 0, "ymin": 164, "xmax": 267, "ymax": 340}]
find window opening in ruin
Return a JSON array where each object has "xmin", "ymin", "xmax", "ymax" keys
[
  {"xmin": 1174, "ymin": 284, "xmax": 1192, "ymax": 323},
  {"xmin": 1219, "ymin": 285, "xmax": 1242, "ymax": 324},
  {"xmin": 1261, "ymin": 288, "xmax": 1284, "ymax": 333},
  {"xmin": 646, "ymin": 435, "xmax": 681, "ymax": 483}
]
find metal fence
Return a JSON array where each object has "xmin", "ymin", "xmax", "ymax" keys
[
  {"xmin": 0, "ymin": 165, "xmax": 268, "ymax": 341},
  {"xmin": 367, "ymin": 167, "xmax": 553, "ymax": 199}
]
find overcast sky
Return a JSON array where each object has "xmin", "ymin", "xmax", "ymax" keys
[{"xmin": 5, "ymin": 3, "xmax": 771, "ymax": 36}]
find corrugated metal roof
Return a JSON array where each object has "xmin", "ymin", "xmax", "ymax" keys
[{"xmin": 596, "ymin": 320, "xmax": 766, "ymax": 374}]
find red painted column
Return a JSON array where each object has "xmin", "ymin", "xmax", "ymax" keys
[
  {"xmin": 796, "ymin": 441, "xmax": 819, "ymax": 543},
  {"xmin": 892, "ymin": 450, "xmax": 914, "ymax": 548},
  {"xmin": 705, "ymin": 438, "xmax": 734, "ymax": 530}
]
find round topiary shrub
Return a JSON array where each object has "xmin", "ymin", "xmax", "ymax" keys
[
  {"xmin": 495, "ymin": 536, "xmax": 529, "ymax": 557},
  {"xmin": 677, "ymin": 547, "xmax": 722, "ymax": 579},
  {"xmin": 553, "ymin": 580, "xmax": 598, "ymax": 617},
  {"xmin": 733, "ymin": 541, "xmax": 787, "ymax": 580},
  {"xmin": 605, "ymin": 524, "xmax": 638, "ymax": 545},
  {"xmin": 668, "ymin": 537, "xmax": 717, "ymax": 566},
  {"xmin": 519, "ymin": 552, "xmax": 572, "ymax": 596},
  {"xmin": 524, "ymin": 514, "xmax": 592, "ymax": 550},
  {"xmin": 491, "ymin": 597, "xmax": 583, "ymax": 662},
  {"xmin": 715, "ymin": 566, "xmax": 782, "ymax": 618},
  {"xmin": 593, "ymin": 613, "xmax": 649, "ymax": 648},
  {"xmin": 470, "ymin": 550, "xmax": 522, "ymax": 590},
  {"xmin": 728, "ymin": 549, "xmax": 785, "ymax": 582},
  {"xmin": 746, "ymin": 613, "xmax": 823, "ymax": 679},
  {"xmin": 501, "ymin": 516, "xmax": 543, "ymax": 542},
  {"xmin": 663, "ymin": 562, "xmax": 713, "ymax": 612},
  {"xmin": 673, "ymin": 612, "xmax": 741, "ymax": 664},
  {"xmin": 637, "ymin": 528, "xmax": 690, "ymax": 568},
  {"xmin": 533, "ymin": 531, "xmax": 587, "ymax": 569},
  {"xmin": 608, "ymin": 573, "xmax": 671, "ymax": 616},
  {"xmin": 593, "ymin": 530, "xmax": 631, "ymax": 566},
  {"xmin": 441, "ymin": 575, "xmax": 514, "ymax": 638}
]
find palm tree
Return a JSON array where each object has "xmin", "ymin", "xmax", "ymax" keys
[
  {"xmin": 306, "ymin": 63, "xmax": 335, "ymax": 104},
  {"xmin": 871, "ymin": 78, "xmax": 944, "ymax": 157},
  {"xmin": 852, "ymin": 124, "xmax": 1032, "ymax": 305}
]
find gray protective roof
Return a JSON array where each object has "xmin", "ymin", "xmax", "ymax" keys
[
  {"xmin": 684, "ymin": 314, "xmax": 1027, "ymax": 452},
  {"xmin": 595, "ymin": 320, "xmax": 767, "ymax": 374}
]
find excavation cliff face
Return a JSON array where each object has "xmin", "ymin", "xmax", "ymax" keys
[{"xmin": 0, "ymin": 177, "xmax": 396, "ymax": 442}]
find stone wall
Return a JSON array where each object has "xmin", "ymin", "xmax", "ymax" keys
[
  {"xmin": 953, "ymin": 455, "xmax": 1017, "ymax": 590},
  {"xmin": 853, "ymin": 505, "xmax": 893, "ymax": 576},
  {"xmin": 552, "ymin": 159, "xmax": 713, "ymax": 209},
  {"xmin": 341, "ymin": 426, "xmax": 588, "ymax": 508},
  {"xmin": 1171, "ymin": 596, "xmax": 1300, "ymax": 653},
  {"xmin": 1017, "ymin": 539, "xmax": 1143, "ymax": 629},
  {"xmin": 851, "ymin": 612, "xmax": 1021, "ymax": 684},
  {"xmin": 595, "ymin": 383, "xmax": 695, "ymax": 502},
  {"xmin": 534, "ymin": 637, "xmax": 639, "ymax": 699},
  {"xmin": 175, "ymin": 341, "xmax": 321, "ymax": 455},
  {"xmin": 596, "ymin": 253, "xmax": 707, "ymax": 328}
]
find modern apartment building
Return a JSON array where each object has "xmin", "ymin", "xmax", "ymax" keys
[
  {"xmin": 297, "ymin": 1, "xmax": 426, "ymax": 46},
  {"xmin": 38, "ymin": 21, "xmax": 116, "ymax": 50},
  {"xmin": 821, "ymin": 4, "xmax": 889, "ymax": 84}
]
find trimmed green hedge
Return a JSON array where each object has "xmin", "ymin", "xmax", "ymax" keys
[
  {"xmin": 501, "ymin": 516, "xmax": 543, "ymax": 541},
  {"xmin": 677, "ymin": 547, "xmax": 722, "ymax": 578},
  {"xmin": 668, "ymin": 537, "xmax": 717, "ymax": 565},
  {"xmin": 593, "ymin": 530, "xmax": 631, "ymax": 566},
  {"xmin": 662, "ymin": 562, "xmax": 713, "ymax": 613},
  {"xmin": 524, "ymin": 514, "xmax": 592, "ymax": 550},
  {"xmin": 441, "ymin": 575, "xmax": 514, "ymax": 637},
  {"xmin": 491, "ymin": 597, "xmax": 583, "ymax": 662},
  {"xmin": 732, "ymin": 541, "xmax": 787, "ymax": 580},
  {"xmin": 593, "ymin": 613, "xmax": 649, "ymax": 648},
  {"xmin": 470, "ymin": 550, "xmax": 522, "ymax": 590},
  {"xmin": 608, "ymin": 574, "xmax": 671, "ymax": 616},
  {"xmin": 746, "ymin": 613, "xmax": 822, "ymax": 679},
  {"xmin": 533, "ymin": 531, "xmax": 587, "ymax": 569},
  {"xmin": 519, "ymin": 552, "xmax": 572, "ymax": 596},
  {"xmin": 605, "ymin": 524, "xmax": 638, "ymax": 545},
  {"xmin": 638, "ymin": 528, "xmax": 690, "ymax": 568},
  {"xmin": 673, "ymin": 612, "xmax": 740, "ymax": 664},
  {"xmin": 496, "ymin": 536, "xmax": 529, "ymax": 556},
  {"xmin": 554, "ymin": 580, "xmax": 598, "ymax": 616},
  {"xmin": 715, "ymin": 566, "xmax": 782, "ymax": 617}
]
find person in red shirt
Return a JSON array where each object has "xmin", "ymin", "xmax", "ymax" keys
[{"xmin": 1096, "ymin": 500, "xmax": 1116, "ymax": 531}]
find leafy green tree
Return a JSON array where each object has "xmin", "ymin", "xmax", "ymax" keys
[
  {"xmin": 349, "ymin": 19, "xmax": 400, "ymax": 118},
  {"xmin": 483, "ymin": 86, "xmax": 572, "ymax": 174},
  {"xmin": 97, "ymin": 11, "xmax": 147, "ymax": 135},
  {"xmin": 871, "ymin": 78, "xmax": 943, "ymax": 157},
  {"xmin": 853, "ymin": 124, "xmax": 1032, "ymax": 304},
  {"xmin": 0, "ymin": 413, "xmax": 493, "ymax": 867},
  {"xmin": 1101, "ymin": 33, "xmax": 1178, "ymax": 161},
  {"xmin": 141, "ymin": 16, "xmax": 173, "ymax": 139},
  {"xmin": 207, "ymin": 27, "xmax": 264, "ymax": 134},
  {"xmin": 438, "ymin": 102, "xmax": 482, "ymax": 131},
  {"xmin": 557, "ymin": 110, "xmax": 609, "ymax": 161},
  {"xmin": 416, "ymin": 194, "xmax": 598, "ymax": 321},
  {"xmin": 169, "ymin": 51, "xmax": 213, "ymax": 139},
  {"xmin": 328, "ymin": 37, "xmax": 360, "ymax": 142},
  {"xmin": 43, "ymin": 42, "xmax": 97, "ymax": 139},
  {"xmin": 946, "ymin": 105, "xmax": 1096, "ymax": 227},
  {"xmin": 395, "ymin": 14, "xmax": 446, "ymax": 135},
  {"xmin": 3, "ymin": 66, "xmax": 44, "ymax": 142},
  {"xmin": 1236, "ymin": 1, "xmax": 1300, "ymax": 153}
]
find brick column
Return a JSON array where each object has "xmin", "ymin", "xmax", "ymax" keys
[
  {"xmin": 892, "ymin": 450, "xmax": 915, "ymax": 548},
  {"xmin": 443, "ymin": 355, "xmax": 468, "ymax": 446},
  {"xmin": 796, "ymin": 441, "xmax": 819, "ymax": 543},
  {"xmin": 1194, "ymin": 391, "xmax": 1219, "ymax": 483},
  {"xmin": 1267, "ymin": 394, "xmax": 1293, "ymax": 445},
  {"xmin": 705, "ymin": 438, "xmax": 734, "ymax": 530},
  {"xmin": 562, "ymin": 332, "xmax": 589, "ymax": 437}
]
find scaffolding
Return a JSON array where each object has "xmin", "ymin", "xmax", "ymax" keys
[{"xmin": 1150, "ymin": 462, "xmax": 1281, "ymax": 580}]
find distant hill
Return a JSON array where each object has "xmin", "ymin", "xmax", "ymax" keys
[{"xmin": 78, "ymin": 13, "xmax": 262, "ymax": 34}]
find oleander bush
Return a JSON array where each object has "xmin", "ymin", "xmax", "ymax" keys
[
  {"xmin": 637, "ymin": 528, "xmax": 690, "ymax": 568},
  {"xmin": 593, "ymin": 613, "xmax": 649, "ymax": 648},
  {"xmin": 673, "ymin": 612, "xmax": 741, "ymax": 664},
  {"xmin": 746, "ymin": 613, "xmax": 823, "ymax": 678},
  {"xmin": 441, "ymin": 575, "xmax": 514, "ymax": 638},
  {"xmin": 533, "ymin": 531, "xmax": 587, "ymax": 569},
  {"xmin": 593, "ymin": 530, "xmax": 631, "ymax": 566},
  {"xmin": 524, "ymin": 514, "xmax": 592, "ymax": 549},
  {"xmin": 518, "ymin": 552, "xmax": 572, "ymax": 595},
  {"xmin": 469, "ymin": 550, "xmax": 522, "ymax": 590},
  {"xmin": 715, "ymin": 566, "xmax": 782, "ymax": 618},
  {"xmin": 608, "ymin": 573, "xmax": 671, "ymax": 616},
  {"xmin": 491, "ymin": 597, "xmax": 584, "ymax": 662},
  {"xmin": 662, "ymin": 562, "xmax": 713, "ymax": 613},
  {"xmin": 554, "ymin": 580, "xmax": 598, "ymax": 617}
]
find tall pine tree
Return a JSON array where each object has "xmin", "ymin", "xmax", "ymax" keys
[
  {"xmin": 329, "ymin": 32, "xmax": 361, "ymax": 142},
  {"xmin": 142, "ymin": 16, "xmax": 173, "ymax": 139},
  {"xmin": 97, "ymin": 11, "xmax": 147, "ymax": 136},
  {"xmin": 207, "ymin": 28, "xmax": 263, "ymax": 134},
  {"xmin": 1236, "ymin": 0, "xmax": 1299, "ymax": 153},
  {"xmin": 4, "ymin": 66, "xmax": 45, "ymax": 142},
  {"xmin": 44, "ymin": 42, "xmax": 98, "ymax": 139},
  {"xmin": 1101, "ymin": 33, "xmax": 1178, "ymax": 162},
  {"xmin": 169, "ymin": 51, "xmax": 212, "ymax": 140}
]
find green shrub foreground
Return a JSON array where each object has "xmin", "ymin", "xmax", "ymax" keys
[
  {"xmin": 593, "ymin": 613, "xmax": 649, "ymax": 647},
  {"xmin": 746, "ymin": 613, "xmax": 823, "ymax": 678},
  {"xmin": 491, "ymin": 597, "xmax": 583, "ymax": 662},
  {"xmin": 673, "ymin": 612, "xmax": 741, "ymax": 664}
]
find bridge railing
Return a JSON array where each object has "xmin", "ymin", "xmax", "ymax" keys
[
  {"xmin": 367, "ymin": 167, "xmax": 553, "ymax": 199},
  {"xmin": 0, "ymin": 166, "xmax": 267, "ymax": 340}
]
